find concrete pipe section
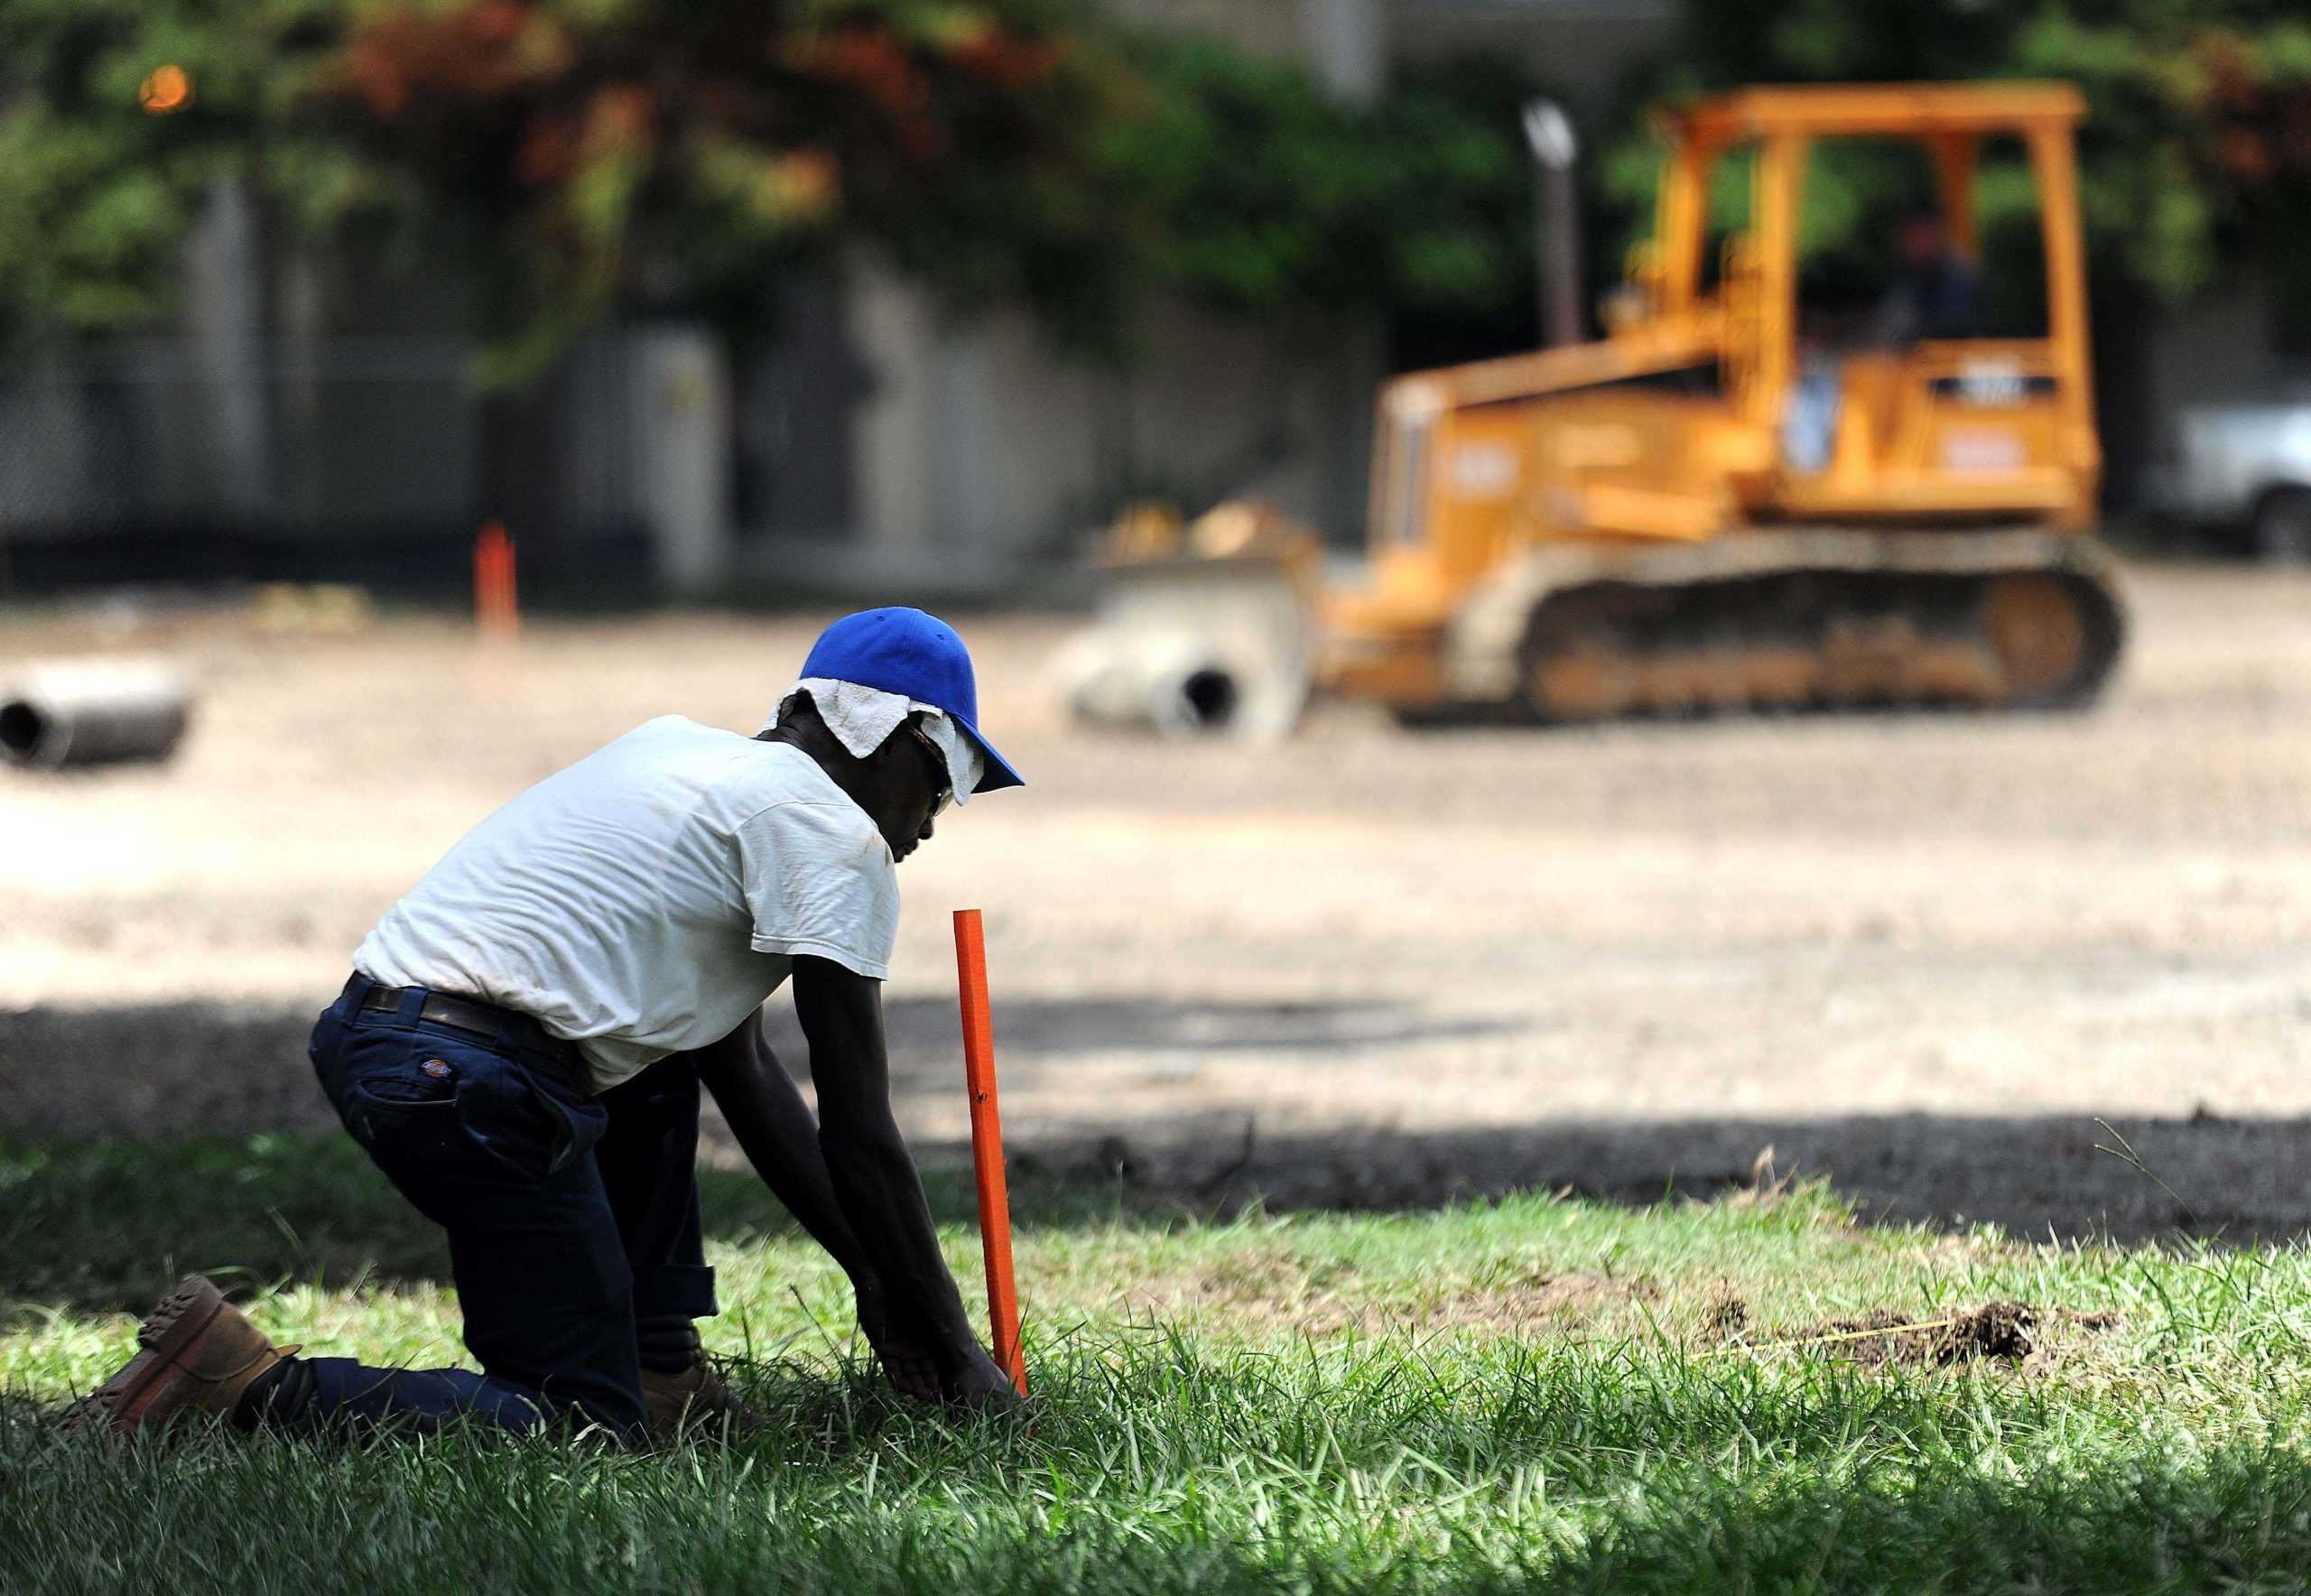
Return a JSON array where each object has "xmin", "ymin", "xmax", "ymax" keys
[
  {"xmin": 0, "ymin": 662, "xmax": 192, "ymax": 769},
  {"xmin": 1058, "ymin": 560, "xmax": 1315, "ymax": 741}
]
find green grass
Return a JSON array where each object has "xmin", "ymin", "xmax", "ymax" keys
[{"xmin": 8, "ymin": 1134, "xmax": 2311, "ymax": 1593}]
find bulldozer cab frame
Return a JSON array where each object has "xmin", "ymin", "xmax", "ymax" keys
[
  {"xmin": 1364, "ymin": 82, "xmax": 2101, "ymax": 596},
  {"xmin": 1646, "ymin": 83, "xmax": 2097, "ymax": 523}
]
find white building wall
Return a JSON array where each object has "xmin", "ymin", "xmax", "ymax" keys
[
  {"xmin": 183, "ymin": 180, "xmax": 272, "ymax": 516},
  {"xmin": 631, "ymin": 329, "xmax": 734, "ymax": 594},
  {"xmin": 812, "ymin": 0, "xmax": 1399, "ymax": 589},
  {"xmin": 932, "ymin": 311, "xmax": 1111, "ymax": 555},
  {"xmin": 817, "ymin": 278, "xmax": 1347, "ymax": 586},
  {"xmin": 849, "ymin": 264, "xmax": 941, "ymax": 558}
]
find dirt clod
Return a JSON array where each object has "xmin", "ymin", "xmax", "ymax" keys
[
  {"xmin": 1805, "ymin": 1299, "xmax": 2039, "ymax": 1367},
  {"xmin": 1701, "ymin": 1284, "xmax": 1749, "ymax": 1341},
  {"xmin": 1944, "ymin": 1299, "xmax": 2037, "ymax": 1361}
]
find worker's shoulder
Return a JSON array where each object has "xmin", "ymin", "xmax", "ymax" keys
[
  {"xmin": 567, "ymin": 713, "xmax": 722, "ymax": 768},
  {"xmin": 731, "ymin": 764, "xmax": 889, "ymax": 872},
  {"xmin": 705, "ymin": 733, "xmax": 872, "ymax": 832},
  {"xmin": 612, "ymin": 712, "xmax": 728, "ymax": 748},
  {"xmin": 606, "ymin": 713, "xmax": 786, "ymax": 768},
  {"xmin": 594, "ymin": 718, "xmax": 836, "ymax": 811},
  {"xmin": 572, "ymin": 718, "xmax": 872, "ymax": 848}
]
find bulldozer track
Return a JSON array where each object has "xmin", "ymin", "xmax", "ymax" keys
[{"xmin": 1447, "ymin": 528, "xmax": 2122, "ymax": 723}]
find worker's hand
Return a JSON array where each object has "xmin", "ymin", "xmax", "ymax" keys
[
  {"xmin": 855, "ymin": 1284, "xmax": 944, "ymax": 1403},
  {"xmin": 879, "ymin": 1349, "xmax": 944, "ymax": 1403},
  {"xmin": 942, "ymin": 1344, "xmax": 1026, "ymax": 1411},
  {"xmin": 873, "ymin": 1335, "xmax": 945, "ymax": 1404},
  {"xmin": 853, "ymin": 1280, "xmax": 1019, "ymax": 1409}
]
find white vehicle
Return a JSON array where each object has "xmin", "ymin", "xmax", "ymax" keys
[{"xmin": 2152, "ymin": 383, "xmax": 2311, "ymax": 561}]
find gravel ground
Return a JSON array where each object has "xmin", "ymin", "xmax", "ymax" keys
[{"xmin": 5, "ymin": 562, "xmax": 2308, "ymax": 1239}]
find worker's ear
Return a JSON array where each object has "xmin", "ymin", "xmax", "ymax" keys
[
  {"xmin": 859, "ymin": 719, "xmax": 927, "ymax": 806},
  {"xmin": 872, "ymin": 713, "xmax": 933, "ymax": 770},
  {"xmin": 868, "ymin": 721, "xmax": 912, "ymax": 775}
]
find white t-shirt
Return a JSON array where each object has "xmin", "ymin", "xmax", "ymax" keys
[{"xmin": 354, "ymin": 716, "xmax": 899, "ymax": 1092}]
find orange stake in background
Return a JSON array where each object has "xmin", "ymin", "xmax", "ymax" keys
[
  {"xmin": 473, "ymin": 520, "xmax": 519, "ymax": 641},
  {"xmin": 953, "ymin": 908, "xmax": 1026, "ymax": 1396}
]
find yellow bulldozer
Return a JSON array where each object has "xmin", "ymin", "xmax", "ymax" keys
[{"xmin": 1064, "ymin": 81, "xmax": 2123, "ymax": 735}]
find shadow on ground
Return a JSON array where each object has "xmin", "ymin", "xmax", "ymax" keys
[
  {"xmin": 5, "ymin": 1108, "xmax": 2302, "ymax": 1318},
  {"xmin": 0, "ymin": 993, "xmax": 1516, "ymax": 1140},
  {"xmin": 5, "ymin": 997, "xmax": 2306, "ymax": 1314},
  {"xmin": 0, "ymin": 1130, "xmax": 1138, "ymax": 1314},
  {"xmin": 989, "ymin": 1109, "xmax": 2302, "ymax": 1246}
]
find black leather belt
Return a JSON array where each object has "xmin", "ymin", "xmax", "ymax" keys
[
  {"xmin": 358, "ymin": 984, "xmax": 514, "ymax": 1039},
  {"xmin": 344, "ymin": 973, "xmax": 582, "ymax": 1072}
]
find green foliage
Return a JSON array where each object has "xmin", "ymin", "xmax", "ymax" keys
[
  {"xmin": 309, "ymin": 0, "xmax": 1147, "ymax": 380},
  {"xmin": 1098, "ymin": 39, "xmax": 1545, "ymax": 337},
  {"xmin": 0, "ymin": 0, "xmax": 1562, "ymax": 379},
  {"xmin": 0, "ymin": 2, "xmax": 302, "ymax": 344},
  {"xmin": 6, "ymin": 0, "xmax": 2304, "ymax": 379},
  {"xmin": 1607, "ymin": 0, "xmax": 2311, "ymax": 308},
  {"xmin": 0, "ymin": 1, "xmax": 1144, "ymax": 376}
]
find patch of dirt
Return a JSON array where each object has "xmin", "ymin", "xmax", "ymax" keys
[
  {"xmin": 1122, "ymin": 1259, "xmax": 1657, "ymax": 1338},
  {"xmin": 1700, "ymin": 1283, "xmax": 1749, "ymax": 1341},
  {"xmin": 1784, "ymin": 1301, "xmax": 2033, "ymax": 1366},
  {"xmin": 1767, "ymin": 1300, "xmax": 2121, "ymax": 1369}
]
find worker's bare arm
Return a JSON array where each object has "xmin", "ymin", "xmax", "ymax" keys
[
  {"xmin": 694, "ymin": 1011, "xmax": 949, "ymax": 1400},
  {"xmin": 792, "ymin": 954, "xmax": 1019, "ymax": 1406},
  {"xmin": 693, "ymin": 1014, "xmax": 875, "ymax": 1285}
]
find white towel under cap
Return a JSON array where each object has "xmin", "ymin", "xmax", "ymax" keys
[{"xmin": 766, "ymin": 678, "xmax": 983, "ymax": 805}]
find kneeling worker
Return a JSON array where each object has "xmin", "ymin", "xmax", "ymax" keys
[{"xmin": 74, "ymin": 608, "xmax": 1026, "ymax": 1440}]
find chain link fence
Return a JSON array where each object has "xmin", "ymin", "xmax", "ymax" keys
[{"xmin": 0, "ymin": 336, "xmax": 650, "ymax": 598}]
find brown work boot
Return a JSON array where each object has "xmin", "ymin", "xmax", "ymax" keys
[
  {"xmin": 641, "ymin": 1361, "xmax": 762, "ymax": 1439},
  {"xmin": 64, "ymin": 1277, "xmax": 294, "ymax": 1437}
]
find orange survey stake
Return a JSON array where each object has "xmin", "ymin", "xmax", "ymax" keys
[
  {"xmin": 473, "ymin": 520, "xmax": 519, "ymax": 641},
  {"xmin": 952, "ymin": 908, "xmax": 1026, "ymax": 1396}
]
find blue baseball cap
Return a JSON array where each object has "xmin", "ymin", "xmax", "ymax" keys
[{"xmin": 799, "ymin": 608, "xmax": 1023, "ymax": 793}]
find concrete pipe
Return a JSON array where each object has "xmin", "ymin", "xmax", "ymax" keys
[
  {"xmin": 1147, "ymin": 664, "xmax": 1247, "ymax": 737},
  {"xmin": 0, "ymin": 662, "xmax": 192, "ymax": 769},
  {"xmin": 1058, "ymin": 552, "xmax": 1315, "ymax": 741},
  {"xmin": 1174, "ymin": 667, "xmax": 1243, "ymax": 732}
]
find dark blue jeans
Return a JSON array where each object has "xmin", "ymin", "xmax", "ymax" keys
[{"xmin": 277, "ymin": 976, "xmax": 718, "ymax": 1441}]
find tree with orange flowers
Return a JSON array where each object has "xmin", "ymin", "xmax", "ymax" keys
[
  {"xmin": 0, "ymin": 1, "xmax": 1135, "ymax": 373},
  {"xmin": 313, "ymin": 2, "xmax": 1128, "ymax": 377}
]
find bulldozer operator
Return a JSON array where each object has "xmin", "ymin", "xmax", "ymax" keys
[
  {"xmin": 1788, "ymin": 207, "xmax": 1987, "ymax": 472},
  {"xmin": 70, "ymin": 608, "xmax": 1028, "ymax": 1443}
]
